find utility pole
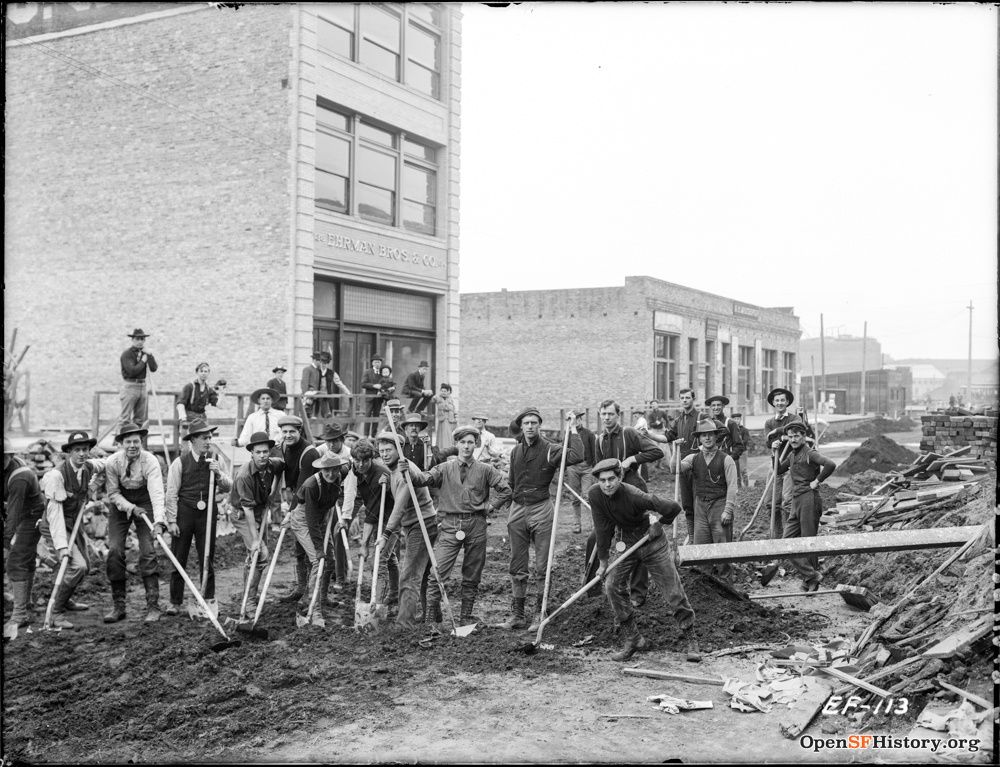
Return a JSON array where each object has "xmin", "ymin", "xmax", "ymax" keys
[
  {"xmin": 819, "ymin": 314, "xmax": 826, "ymax": 409},
  {"xmin": 967, "ymin": 300, "xmax": 974, "ymax": 405},
  {"xmin": 860, "ymin": 321, "xmax": 868, "ymax": 415}
]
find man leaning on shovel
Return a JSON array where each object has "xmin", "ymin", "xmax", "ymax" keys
[
  {"xmin": 163, "ymin": 419, "xmax": 231, "ymax": 616},
  {"xmin": 230, "ymin": 432, "xmax": 284, "ymax": 618},
  {"xmin": 589, "ymin": 458, "xmax": 699, "ymax": 662},
  {"xmin": 38, "ymin": 431, "xmax": 103, "ymax": 629},
  {"xmin": 401, "ymin": 425, "xmax": 511, "ymax": 627}
]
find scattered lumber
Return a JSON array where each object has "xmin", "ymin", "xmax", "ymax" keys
[
  {"xmin": 922, "ymin": 616, "xmax": 992, "ymax": 659},
  {"xmin": 816, "ymin": 666, "xmax": 891, "ymax": 698},
  {"xmin": 935, "ymin": 678, "xmax": 992, "ymax": 711},
  {"xmin": 622, "ymin": 667, "xmax": 724, "ymax": 686},
  {"xmin": 778, "ymin": 677, "xmax": 833, "ymax": 740},
  {"xmin": 832, "ymin": 655, "xmax": 924, "ymax": 697}
]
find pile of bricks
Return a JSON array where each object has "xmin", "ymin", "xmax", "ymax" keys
[
  {"xmin": 919, "ymin": 414, "xmax": 997, "ymax": 460},
  {"xmin": 23, "ymin": 439, "xmax": 61, "ymax": 478}
]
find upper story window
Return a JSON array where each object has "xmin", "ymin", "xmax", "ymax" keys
[
  {"xmin": 316, "ymin": 101, "xmax": 439, "ymax": 236},
  {"xmin": 317, "ymin": 3, "xmax": 443, "ymax": 100}
]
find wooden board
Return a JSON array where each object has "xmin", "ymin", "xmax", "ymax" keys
[
  {"xmin": 622, "ymin": 667, "xmax": 725, "ymax": 686},
  {"xmin": 778, "ymin": 677, "xmax": 834, "ymax": 740},
  {"xmin": 922, "ymin": 616, "xmax": 992, "ymax": 659},
  {"xmin": 676, "ymin": 525, "xmax": 982, "ymax": 566}
]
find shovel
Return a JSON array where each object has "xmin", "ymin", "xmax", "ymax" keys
[
  {"xmin": 42, "ymin": 506, "xmax": 88, "ymax": 632},
  {"xmin": 139, "ymin": 514, "xmax": 240, "ymax": 652},
  {"xmin": 384, "ymin": 406, "xmax": 474, "ymax": 638},
  {"xmin": 522, "ymin": 533, "xmax": 651, "ymax": 654},
  {"xmin": 355, "ymin": 485, "xmax": 387, "ymax": 631},
  {"xmin": 563, "ymin": 482, "xmax": 601, "ymax": 591},
  {"xmin": 296, "ymin": 506, "xmax": 335, "ymax": 628},
  {"xmin": 236, "ymin": 509, "xmax": 292, "ymax": 640},
  {"xmin": 737, "ymin": 469, "xmax": 774, "ymax": 542},
  {"xmin": 671, "ymin": 438, "xmax": 685, "ymax": 541},
  {"xmin": 189, "ymin": 449, "xmax": 219, "ymax": 621},
  {"xmin": 236, "ymin": 474, "xmax": 279, "ymax": 620}
]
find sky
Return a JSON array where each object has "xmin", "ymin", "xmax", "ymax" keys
[{"xmin": 459, "ymin": 2, "xmax": 998, "ymax": 361}]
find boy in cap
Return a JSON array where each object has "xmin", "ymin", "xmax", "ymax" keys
[
  {"xmin": 103, "ymin": 423, "xmax": 168, "ymax": 623},
  {"xmin": 4, "ymin": 438, "xmax": 47, "ymax": 633},
  {"xmin": 402, "ymin": 361, "xmax": 434, "ymax": 414},
  {"xmin": 589, "ymin": 458, "xmax": 698, "ymax": 662},
  {"xmin": 163, "ymin": 420, "xmax": 231, "ymax": 615},
  {"xmin": 498, "ymin": 407, "xmax": 582, "ymax": 631},
  {"xmin": 177, "ymin": 362, "xmax": 220, "ymax": 425},
  {"xmin": 236, "ymin": 388, "xmax": 283, "ymax": 447},
  {"xmin": 374, "ymin": 431, "xmax": 439, "ymax": 630},
  {"xmin": 680, "ymin": 420, "xmax": 738, "ymax": 578},
  {"xmin": 769, "ymin": 421, "xmax": 837, "ymax": 591},
  {"xmin": 292, "ymin": 452, "xmax": 347, "ymax": 627},
  {"xmin": 471, "ymin": 415, "xmax": 501, "ymax": 463},
  {"xmin": 403, "ymin": 425, "xmax": 511, "ymax": 625},
  {"xmin": 230, "ymin": 432, "xmax": 284, "ymax": 616},
  {"xmin": 266, "ymin": 365, "xmax": 289, "ymax": 411},
  {"xmin": 118, "ymin": 328, "xmax": 159, "ymax": 433}
]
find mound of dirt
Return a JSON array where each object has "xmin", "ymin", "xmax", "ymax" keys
[
  {"xmin": 836, "ymin": 469, "xmax": 887, "ymax": 496},
  {"xmin": 837, "ymin": 416, "xmax": 918, "ymax": 439},
  {"xmin": 834, "ymin": 435, "xmax": 917, "ymax": 476}
]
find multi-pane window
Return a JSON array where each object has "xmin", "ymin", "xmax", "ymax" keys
[
  {"xmin": 761, "ymin": 349, "xmax": 777, "ymax": 397},
  {"xmin": 654, "ymin": 333, "xmax": 678, "ymax": 402},
  {"xmin": 782, "ymin": 352, "xmax": 796, "ymax": 391},
  {"xmin": 316, "ymin": 4, "xmax": 443, "ymax": 100},
  {"xmin": 687, "ymin": 338, "xmax": 698, "ymax": 391},
  {"xmin": 315, "ymin": 101, "xmax": 438, "ymax": 235},
  {"xmin": 738, "ymin": 345, "xmax": 754, "ymax": 402},
  {"xmin": 721, "ymin": 343, "xmax": 730, "ymax": 398},
  {"xmin": 704, "ymin": 341, "xmax": 715, "ymax": 398}
]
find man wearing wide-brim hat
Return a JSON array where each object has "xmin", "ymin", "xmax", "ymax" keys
[
  {"xmin": 266, "ymin": 365, "xmax": 289, "ymax": 412},
  {"xmin": 229, "ymin": 431, "xmax": 285, "ymax": 616},
  {"xmin": 37, "ymin": 431, "xmax": 101, "ymax": 628},
  {"xmin": 763, "ymin": 387, "xmax": 811, "ymax": 541},
  {"xmin": 399, "ymin": 412, "xmax": 456, "ymax": 472},
  {"xmin": 679, "ymin": 420, "xmax": 739, "ymax": 579},
  {"xmin": 162, "ymin": 420, "xmax": 231, "ymax": 616},
  {"xmin": 118, "ymin": 328, "xmax": 159, "ymax": 434},
  {"xmin": 236, "ymin": 388, "xmax": 283, "ymax": 448},
  {"xmin": 401, "ymin": 425, "xmax": 512, "ymax": 625},
  {"xmin": 102, "ymin": 422, "xmax": 168, "ymax": 623},
  {"xmin": 291, "ymin": 452, "xmax": 347, "ymax": 627},
  {"xmin": 497, "ymin": 407, "xmax": 583, "ymax": 631},
  {"xmin": 4, "ymin": 436, "xmax": 47, "ymax": 634},
  {"xmin": 704, "ymin": 395, "xmax": 745, "ymax": 468}
]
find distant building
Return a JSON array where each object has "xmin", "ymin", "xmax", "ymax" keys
[
  {"xmin": 460, "ymin": 276, "xmax": 801, "ymax": 423},
  {"xmin": 799, "ymin": 336, "xmax": 882, "ymax": 377},
  {"xmin": 889, "ymin": 363, "xmax": 945, "ymax": 402},
  {"xmin": 800, "ymin": 368, "xmax": 912, "ymax": 416}
]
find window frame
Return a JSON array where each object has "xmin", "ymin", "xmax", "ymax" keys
[
  {"xmin": 654, "ymin": 332, "xmax": 679, "ymax": 402},
  {"xmin": 738, "ymin": 345, "xmax": 754, "ymax": 402},
  {"xmin": 782, "ymin": 352, "xmax": 796, "ymax": 391},
  {"xmin": 761, "ymin": 349, "xmax": 778, "ymax": 399}
]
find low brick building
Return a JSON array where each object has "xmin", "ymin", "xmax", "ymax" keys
[
  {"xmin": 460, "ymin": 276, "xmax": 801, "ymax": 424},
  {"xmin": 5, "ymin": 3, "xmax": 461, "ymax": 430}
]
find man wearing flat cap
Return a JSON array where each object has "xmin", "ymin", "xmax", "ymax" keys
[
  {"xmin": 236, "ymin": 388, "xmax": 284, "ymax": 448},
  {"xmin": 402, "ymin": 425, "xmax": 511, "ymax": 625},
  {"xmin": 163, "ymin": 420, "xmax": 231, "ymax": 615},
  {"xmin": 266, "ymin": 365, "xmax": 289, "ymax": 412},
  {"xmin": 705, "ymin": 395, "xmax": 745, "ymax": 466},
  {"xmin": 498, "ymin": 407, "xmax": 582, "ymax": 631},
  {"xmin": 118, "ymin": 328, "xmax": 159, "ymax": 433},
  {"xmin": 588, "ymin": 458, "xmax": 699, "ymax": 662},
  {"xmin": 38, "ymin": 431, "xmax": 102, "ymax": 628},
  {"xmin": 177, "ymin": 362, "xmax": 220, "ymax": 427},
  {"xmin": 229, "ymin": 431, "xmax": 284, "ymax": 616},
  {"xmin": 402, "ymin": 360, "xmax": 434, "ymax": 414},
  {"xmin": 4, "ymin": 437, "xmax": 47, "ymax": 634},
  {"xmin": 102, "ymin": 422, "xmax": 168, "ymax": 623},
  {"xmin": 292, "ymin": 452, "xmax": 347, "ymax": 627}
]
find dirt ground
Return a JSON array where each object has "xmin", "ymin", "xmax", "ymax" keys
[{"xmin": 2, "ymin": 460, "xmax": 993, "ymax": 764}]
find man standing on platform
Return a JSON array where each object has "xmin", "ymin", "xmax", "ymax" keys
[
  {"xmin": 236, "ymin": 388, "xmax": 283, "ymax": 448},
  {"xmin": 118, "ymin": 328, "xmax": 158, "ymax": 432},
  {"xmin": 360, "ymin": 355, "xmax": 385, "ymax": 437},
  {"xmin": 301, "ymin": 352, "xmax": 323, "ymax": 419},
  {"xmin": 564, "ymin": 409, "xmax": 597, "ymax": 534},
  {"xmin": 266, "ymin": 365, "xmax": 289, "ymax": 412},
  {"xmin": 318, "ymin": 351, "xmax": 351, "ymax": 418},
  {"xmin": 177, "ymin": 362, "xmax": 220, "ymax": 427},
  {"xmin": 403, "ymin": 361, "xmax": 434, "ymax": 414}
]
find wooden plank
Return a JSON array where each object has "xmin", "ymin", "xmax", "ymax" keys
[
  {"xmin": 779, "ymin": 677, "xmax": 834, "ymax": 740},
  {"xmin": 833, "ymin": 655, "xmax": 925, "ymax": 697},
  {"xmin": 936, "ymin": 679, "xmax": 992, "ymax": 710},
  {"xmin": 817, "ymin": 666, "xmax": 891, "ymax": 697},
  {"xmin": 622, "ymin": 667, "xmax": 725, "ymax": 686},
  {"xmin": 922, "ymin": 616, "xmax": 992, "ymax": 659},
  {"xmin": 676, "ymin": 525, "xmax": 982, "ymax": 566}
]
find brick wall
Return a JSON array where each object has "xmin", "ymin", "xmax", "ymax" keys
[{"xmin": 5, "ymin": 6, "xmax": 296, "ymax": 429}]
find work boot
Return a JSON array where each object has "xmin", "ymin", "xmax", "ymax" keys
[
  {"xmin": 760, "ymin": 563, "xmax": 780, "ymax": 587},
  {"xmin": 143, "ymin": 576, "xmax": 162, "ymax": 623},
  {"xmin": 573, "ymin": 510, "xmax": 582, "ymax": 535},
  {"xmin": 526, "ymin": 596, "xmax": 545, "ymax": 633},
  {"xmin": 320, "ymin": 566, "xmax": 340, "ymax": 609},
  {"xmin": 497, "ymin": 598, "xmax": 526, "ymax": 630},
  {"xmin": 429, "ymin": 599, "xmax": 443, "ymax": 624},
  {"xmin": 310, "ymin": 602, "xmax": 326, "ymax": 628},
  {"xmin": 280, "ymin": 558, "xmax": 308, "ymax": 603},
  {"xmin": 384, "ymin": 567, "xmax": 399, "ymax": 607},
  {"xmin": 65, "ymin": 598, "xmax": 90, "ymax": 612},
  {"xmin": 7, "ymin": 580, "xmax": 32, "ymax": 628},
  {"xmin": 165, "ymin": 603, "xmax": 181, "ymax": 616},
  {"xmin": 459, "ymin": 597, "xmax": 480, "ymax": 625},
  {"xmin": 679, "ymin": 626, "xmax": 701, "ymax": 663},
  {"xmin": 611, "ymin": 617, "xmax": 649, "ymax": 662},
  {"xmin": 25, "ymin": 571, "xmax": 38, "ymax": 617},
  {"xmin": 103, "ymin": 581, "xmax": 128, "ymax": 623},
  {"xmin": 801, "ymin": 575, "xmax": 822, "ymax": 593}
]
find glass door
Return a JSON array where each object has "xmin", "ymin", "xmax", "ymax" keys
[{"xmin": 340, "ymin": 329, "xmax": 377, "ymax": 395}]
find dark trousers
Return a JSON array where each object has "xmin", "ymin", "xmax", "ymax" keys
[
  {"xmin": 397, "ymin": 519, "xmax": 438, "ymax": 628},
  {"xmin": 585, "ymin": 530, "xmax": 648, "ymax": 600},
  {"xmin": 107, "ymin": 506, "xmax": 159, "ymax": 583},
  {"xmin": 170, "ymin": 500, "xmax": 217, "ymax": 604},
  {"xmin": 5, "ymin": 512, "xmax": 42, "ymax": 582},
  {"xmin": 783, "ymin": 490, "xmax": 821, "ymax": 584},
  {"xmin": 427, "ymin": 513, "xmax": 487, "ymax": 603},
  {"xmin": 606, "ymin": 534, "xmax": 695, "ymax": 630},
  {"xmin": 408, "ymin": 396, "xmax": 432, "ymax": 413}
]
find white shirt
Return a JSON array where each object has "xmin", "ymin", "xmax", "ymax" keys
[
  {"xmin": 473, "ymin": 428, "xmax": 501, "ymax": 462},
  {"xmin": 238, "ymin": 408, "xmax": 284, "ymax": 446}
]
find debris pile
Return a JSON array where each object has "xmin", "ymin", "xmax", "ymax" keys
[
  {"xmin": 836, "ymin": 416, "xmax": 917, "ymax": 439},
  {"xmin": 920, "ymin": 413, "xmax": 997, "ymax": 459},
  {"xmin": 833, "ymin": 435, "xmax": 918, "ymax": 476}
]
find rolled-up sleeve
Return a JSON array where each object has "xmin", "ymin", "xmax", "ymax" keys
[
  {"xmin": 104, "ymin": 457, "xmax": 131, "ymax": 513},
  {"xmin": 165, "ymin": 458, "xmax": 182, "ymax": 526},
  {"xmin": 41, "ymin": 470, "xmax": 69, "ymax": 551},
  {"xmin": 143, "ymin": 453, "xmax": 165, "ymax": 525}
]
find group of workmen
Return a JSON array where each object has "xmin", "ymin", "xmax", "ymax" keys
[{"xmin": 4, "ymin": 328, "xmax": 837, "ymax": 662}]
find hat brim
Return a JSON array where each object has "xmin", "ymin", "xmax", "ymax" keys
[
  {"xmin": 400, "ymin": 418, "xmax": 429, "ymax": 430},
  {"xmin": 246, "ymin": 439, "xmax": 276, "ymax": 451},
  {"xmin": 705, "ymin": 396, "xmax": 730, "ymax": 406},
  {"xmin": 62, "ymin": 438, "xmax": 98, "ymax": 452},
  {"xmin": 182, "ymin": 428, "xmax": 217, "ymax": 442},
  {"xmin": 250, "ymin": 388, "xmax": 280, "ymax": 404},
  {"xmin": 127, "ymin": 333, "xmax": 149, "ymax": 338},
  {"xmin": 272, "ymin": 367, "xmax": 287, "ymax": 373},
  {"xmin": 767, "ymin": 388, "xmax": 795, "ymax": 406},
  {"xmin": 115, "ymin": 428, "xmax": 149, "ymax": 441}
]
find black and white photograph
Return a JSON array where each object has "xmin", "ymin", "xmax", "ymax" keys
[{"xmin": 3, "ymin": 1, "xmax": 996, "ymax": 763}]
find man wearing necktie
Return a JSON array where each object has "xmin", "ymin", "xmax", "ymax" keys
[
  {"xmin": 235, "ymin": 388, "xmax": 283, "ymax": 452},
  {"xmin": 117, "ymin": 328, "xmax": 158, "ymax": 434},
  {"xmin": 404, "ymin": 425, "xmax": 511, "ymax": 625}
]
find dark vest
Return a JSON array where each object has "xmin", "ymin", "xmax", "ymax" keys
[
  {"xmin": 692, "ymin": 451, "xmax": 728, "ymax": 502},
  {"xmin": 178, "ymin": 452, "xmax": 212, "ymax": 507},
  {"xmin": 788, "ymin": 448, "xmax": 822, "ymax": 494},
  {"xmin": 510, "ymin": 436, "xmax": 558, "ymax": 505},
  {"xmin": 59, "ymin": 460, "xmax": 92, "ymax": 520}
]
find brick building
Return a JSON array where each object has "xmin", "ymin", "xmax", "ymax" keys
[
  {"xmin": 799, "ymin": 335, "xmax": 883, "ymax": 377},
  {"xmin": 5, "ymin": 3, "xmax": 461, "ymax": 430},
  {"xmin": 800, "ymin": 369, "xmax": 912, "ymax": 416},
  {"xmin": 460, "ymin": 276, "xmax": 802, "ymax": 424}
]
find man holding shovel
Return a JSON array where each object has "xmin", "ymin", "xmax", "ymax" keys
[
  {"xmin": 374, "ymin": 431, "xmax": 439, "ymax": 631},
  {"xmin": 275, "ymin": 415, "xmax": 321, "ymax": 606},
  {"xmin": 403, "ymin": 425, "xmax": 511, "ymax": 626},
  {"xmin": 588, "ymin": 458, "xmax": 698, "ymax": 662},
  {"xmin": 664, "ymin": 389, "xmax": 701, "ymax": 538},
  {"xmin": 163, "ymin": 420, "xmax": 231, "ymax": 616},
  {"xmin": 564, "ymin": 410, "xmax": 597, "ymax": 535},
  {"xmin": 230, "ymin": 432, "xmax": 284, "ymax": 618},
  {"xmin": 761, "ymin": 387, "xmax": 808, "ymax": 541},
  {"xmin": 39, "ymin": 431, "xmax": 102, "ymax": 629},
  {"xmin": 497, "ymin": 408, "xmax": 582, "ymax": 631},
  {"xmin": 4, "ymin": 438, "xmax": 47, "ymax": 636}
]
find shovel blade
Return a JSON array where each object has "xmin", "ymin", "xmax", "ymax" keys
[
  {"xmin": 210, "ymin": 639, "xmax": 243, "ymax": 653},
  {"xmin": 354, "ymin": 604, "xmax": 378, "ymax": 631},
  {"xmin": 3, "ymin": 622, "xmax": 19, "ymax": 642},
  {"xmin": 450, "ymin": 623, "xmax": 478, "ymax": 638}
]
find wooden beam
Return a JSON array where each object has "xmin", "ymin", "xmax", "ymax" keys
[
  {"xmin": 779, "ymin": 677, "xmax": 833, "ymax": 740},
  {"xmin": 817, "ymin": 666, "xmax": 891, "ymax": 697},
  {"xmin": 922, "ymin": 616, "xmax": 992, "ymax": 659},
  {"xmin": 622, "ymin": 667, "xmax": 725, "ymax": 686},
  {"xmin": 676, "ymin": 525, "xmax": 982, "ymax": 566}
]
